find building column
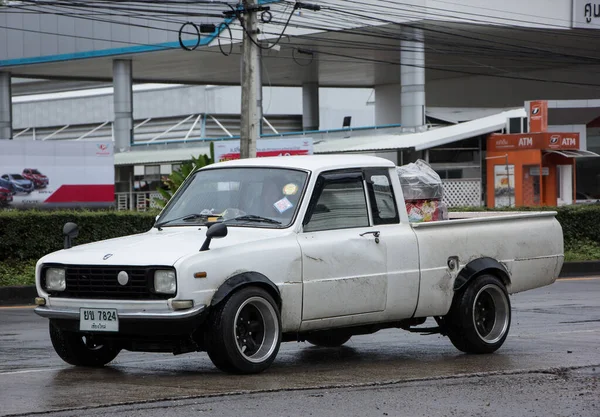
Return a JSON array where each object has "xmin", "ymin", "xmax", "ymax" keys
[
  {"xmin": 0, "ymin": 72, "xmax": 12, "ymax": 140},
  {"xmin": 400, "ymin": 27, "xmax": 426, "ymax": 128},
  {"xmin": 302, "ymin": 82, "xmax": 319, "ymax": 131},
  {"xmin": 113, "ymin": 60, "xmax": 133, "ymax": 152}
]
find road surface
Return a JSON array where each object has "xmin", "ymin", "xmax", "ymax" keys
[{"xmin": 0, "ymin": 278, "xmax": 598, "ymax": 416}]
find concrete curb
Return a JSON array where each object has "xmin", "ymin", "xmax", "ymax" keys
[
  {"xmin": 0, "ymin": 262, "xmax": 598, "ymax": 306},
  {"xmin": 558, "ymin": 261, "xmax": 600, "ymax": 278}
]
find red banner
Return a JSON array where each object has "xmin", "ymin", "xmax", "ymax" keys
[
  {"xmin": 218, "ymin": 149, "xmax": 310, "ymax": 162},
  {"xmin": 529, "ymin": 100, "xmax": 548, "ymax": 133}
]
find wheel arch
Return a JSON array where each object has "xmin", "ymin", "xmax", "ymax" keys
[
  {"xmin": 210, "ymin": 272, "xmax": 281, "ymax": 309},
  {"xmin": 454, "ymin": 257, "xmax": 511, "ymax": 292}
]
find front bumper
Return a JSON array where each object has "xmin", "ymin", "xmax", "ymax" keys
[
  {"xmin": 35, "ymin": 304, "xmax": 206, "ymax": 320},
  {"xmin": 35, "ymin": 304, "xmax": 208, "ymax": 336}
]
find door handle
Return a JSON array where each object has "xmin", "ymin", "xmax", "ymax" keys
[{"xmin": 360, "ymin": 230, "xmax": 380, "ymax": 243}]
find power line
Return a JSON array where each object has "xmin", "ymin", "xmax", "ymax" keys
[
  {"xmin": 4, "ymin": 0, "xmax": 600, "ymax": 89},
  {"xmin": 311, "ymin": 0, "xmax": 600, "ymax": 53}
]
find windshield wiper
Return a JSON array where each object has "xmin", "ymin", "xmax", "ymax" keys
[
  {"xmin": 225, "ymin": 215, "xmax": 282, "ymax": 225},
  {"xmin": 155, "ymin": 213, "xmax": 216, "ymax": 229}
]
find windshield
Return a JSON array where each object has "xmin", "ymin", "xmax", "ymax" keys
[
  {"xmin": 11, "ymin": 174, "xmax": 24, "ymax": 180},
  {"xmin": 156, "ymin": 167, "xmax": 309, "ymax": 228},
  {"xmin": 30, "ymin": 169, "xmax": 42, "ymax": 175}
]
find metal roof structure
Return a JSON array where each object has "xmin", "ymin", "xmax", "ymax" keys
[
  {"xmin": 115, "ymin": 145, "xmax": 211, "ymax": 166},
  {"xmin": 113, "ymin": 108, "xmax": 526, "ymax": 165},
  {"xmin": 314, "ymin": 108, "xmax": 527, "ymax": 153}
]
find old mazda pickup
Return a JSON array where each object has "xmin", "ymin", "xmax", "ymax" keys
[{"xmin": 34, "ymin": 155, "xmax": 564, "ymax": 374}]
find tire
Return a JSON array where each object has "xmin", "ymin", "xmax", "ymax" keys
[
  {"xmin": 205, "ymin": 286, "xmax": 281, "ymax": 374},
  {"xmin": 444, "ymin": 274, "xmax": 511, "ymax": 354},
  {"xmin": 305, "ymin": 331, "xmax": 352, "ymax": 347},
  {"xmin": 49, "ymin": 321, "xmax": 121, "ymax": 367}
]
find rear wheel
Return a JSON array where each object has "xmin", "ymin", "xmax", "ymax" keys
[
  {"xmin": 205, "ymin": 287, "xmax": 281, "ymax": 374},
  {"xmin": 305, "ymin": 331, "xmax": 352, "ymax": 347},
  {"xmin": 49, "ymin": 321, "xmax": 120, "ymax": 366},
  {"xmin": 444, "ymin": 274, "xmax": 511, "ymax": 354}
]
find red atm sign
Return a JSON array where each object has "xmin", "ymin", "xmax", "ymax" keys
[{"xmin": 488, "ymin": 132, "xmax": 580, "ymax": 152}]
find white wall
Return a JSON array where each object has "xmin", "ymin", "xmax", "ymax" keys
[
  {"xmin": 12, "ymin": 84, "xmax": 375, "ymax": 131},
  {"xmin": 548, "ymin": 124, "xmax": 588, "ymax": 151},
  {"xmin": 375, "ymin": 84, "xmax": 402, "ymax": 125},
  {"xmin": 319, "ymin": 88, "xmax": 375, "ymax": 129},
  {"xmin": 12, "ymin": 85, "xmax": 303, "ymax": 129}
]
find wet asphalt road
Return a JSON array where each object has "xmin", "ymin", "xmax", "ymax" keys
[{"xmin": 1, "ymin": 278, "xmax": 599, "ymax": 417}]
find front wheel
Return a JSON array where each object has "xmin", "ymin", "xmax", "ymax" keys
[
  {"xmin": 205, "ymin": 287, "xmax": 281, "ymax": 374},
  {"xmin": 49, "ymin": 322, "xmax": 121, "ymax": 366},
  {"xmin": 444, "ymin": 274, "xmax": 511, "ymax": 354}
]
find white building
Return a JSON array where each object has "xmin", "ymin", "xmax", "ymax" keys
[{"xmin": 1, "ymin": 0, "xmax": 600, "ymax": 208}]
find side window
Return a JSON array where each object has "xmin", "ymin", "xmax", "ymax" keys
[
  {"xmin": 365, "ymin": 169, "xmax": 399, "ymax": 225},
  {"xmin": 303, "ymin": 173, "xmax": 369, "ymax": 232}
]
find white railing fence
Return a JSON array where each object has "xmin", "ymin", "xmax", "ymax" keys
[
  {"xmin": 115, "ymin": 192, "xmax": 164, "ymax": 211},
  {"xmin": 442, "ymin": 179, "xmax": 482, "ymax": 208}
]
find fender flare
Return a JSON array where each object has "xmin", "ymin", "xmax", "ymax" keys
[
  {"xmin": 454, "ymin": 257, "xmax": 510, "ymax": 291},
  {"xmin": 210, "ymin": 272, "xmax": 281, "ymax": 308}
]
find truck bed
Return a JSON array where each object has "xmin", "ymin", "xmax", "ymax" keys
[{"xmin": 409, "ymin": 210, "xmax": 563, "ymax": 317}]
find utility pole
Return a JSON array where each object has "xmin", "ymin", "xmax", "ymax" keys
[{"xmin": 240, "ymin": 0, "xmax": 261, "ymax": 159}]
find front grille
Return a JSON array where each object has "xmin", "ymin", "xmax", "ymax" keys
[{"xmin": 44, "ymin": 265, "xmax": 173, "ymax": 300}]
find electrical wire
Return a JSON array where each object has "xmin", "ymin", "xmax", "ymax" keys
[
  {"xmin": 311, "ymin": 0, "xmax": 600, "ymax": 56},
  {"xmin": 178, "ymin": 22, "xmax": 201, "ymax": 51},
  {"xmin": 291, "ymin": 47, "xmax": 314, "ymax": 66},
  {"xmin": 220, "ymin": 2, "xmax": 300, "ymax": 51},
  {"xmin": 217, "ymin": 22, "xmax": 234, "ymax": 56},
  {"xmin": 4, "ymin": 0, "xmax": 600, "ymax": 89}
]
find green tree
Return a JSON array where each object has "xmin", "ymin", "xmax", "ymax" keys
[{"xmin": 155, "ymin": 152, "xmax": 213, "ymax": 208}]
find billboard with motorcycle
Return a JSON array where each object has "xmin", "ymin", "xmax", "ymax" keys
[{"xmin": 0, "ymin": 140, "xmax": 114, "ymax": 208}]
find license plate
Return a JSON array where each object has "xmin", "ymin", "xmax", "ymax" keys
[{"xmin": 79, "ymin": 308, "xmax": 119, "ymax": 332}]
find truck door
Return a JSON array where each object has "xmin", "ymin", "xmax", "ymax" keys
[
  {"xmin": 364, "ymin": 167, "xmax": 420, "ymax": 319},
  {"xmin": 298, "ymin": 169, "xmax": 388, "ymax": 321}
]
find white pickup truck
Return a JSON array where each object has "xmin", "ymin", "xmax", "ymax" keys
[{"xmin": 34, "ymin": 155, "xmax": 564, "ymax": 374}]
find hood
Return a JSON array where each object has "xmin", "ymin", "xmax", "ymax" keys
[
  {"xmin": 14, "ymin": 179, "xmax": 32, "ymax": 186},
  {"xmin": 40, "ymin": 226, "xmax": 288, "ymax": 266}
]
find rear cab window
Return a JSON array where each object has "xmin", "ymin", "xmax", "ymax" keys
[{"xmin": 364, "ymin": 168, "xmax": 400, "ymax": 225}]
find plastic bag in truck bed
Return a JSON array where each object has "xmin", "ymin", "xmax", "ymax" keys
[{"xmin": 396, "ymin": 159, "xmax": 444, "ymax": 201}]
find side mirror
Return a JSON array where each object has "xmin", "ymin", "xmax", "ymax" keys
[
  {"xmin": 63, "ymin": 222, "xmax": 79, "ymax": 249},
  {"xmin": 200, "ymin": 223, "xmax": 228, "ymax": 252}
]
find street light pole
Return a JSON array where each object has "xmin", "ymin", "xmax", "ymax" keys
[{"xmin": 240, "ymin": 0, "xmax": 261, "ymax": 159}]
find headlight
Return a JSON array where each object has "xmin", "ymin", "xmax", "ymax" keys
[
  {"xmin": 45, "ymin": 268, "xmax": 66, "ymax": 291},
  {"xmin": 154, "ymin": 270, "xmax": 176, "ymax": 294}
]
